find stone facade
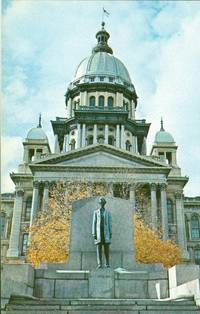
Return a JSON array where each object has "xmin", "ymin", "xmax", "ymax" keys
[{"xmin": 1, "ymin": 23, "xmax": 200, "ymax": 265}]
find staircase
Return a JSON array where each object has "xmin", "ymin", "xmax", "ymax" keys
[{"xmin": 3, "ymin": 295, "xmax": 200, "ymax": 314}]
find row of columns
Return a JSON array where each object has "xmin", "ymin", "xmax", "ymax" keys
[
  {"xmin": 55, "ymin": 124, "xmax": 140, "ymax": 153},
  {"xmin": 7, "ymin": 180, "xmax": 188, "ymax": 258},
  {"xmin": 7, "ymin": 182, "xmax": 50, "ymax": 258}
]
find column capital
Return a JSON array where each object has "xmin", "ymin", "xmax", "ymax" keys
[
  {"xmin": 175, "ymin": 192, "xmax": 183, "ymax": 199},
  {"xmin": 16, "ymin": 189, "xmax": 24, "ymax": 197},
  {"xmin": 33, "ymin": 181, "xmax": 39, "ymax": 188},
  {"xmin": 44, "ymin": 181, "xmax": 49, "ymax": 189},
  {"xmin": 150, "ymin": 183, "xmax": 157, "ymax": 191},
  {"xmin": 160, "ymin": 183, "xmax": 167, "ymax": 191},
  {"xmin": 130, "ymin": 183, "xmax": 137, "ymax": 191}
]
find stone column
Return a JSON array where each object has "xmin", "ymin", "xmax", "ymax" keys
[
  {"xmin": 132, "ymin": 136, "xmax": 137, "ymax": 154},
  {"xmin": 142, "ymin": 137, "xmax": 147, "ymax": 155},
  {"xmin": 175, "ymin": 192, "xmax": 189, "ymax": 258},
  {"xmin": 7, "ymin": 189, "xmax": 24, "ymax": 257},
  {"xmin": 54, "ymin": 134, "xmax": 60, "ymax": 153},
  {"xmin": 130, "ymin": 184, "xmax": 136, "ymax": 214},
  {"xmin": 116, "ymin": 124, "xmax": 120, "ymax": 148},
  {"xmin": 64, "ymin": 133, "xmax": 69, "ymax": 152},
  {"xmin": 160, "ymin": 183, "xmax": 168, "ymax": 240},
  {"xmin": 77, "ymin": 123, "xmax": 81, "ymax": 148},
  {"xmin": 105, "ymin": 124, "xmax": 109, "ymax": 144},
  {"xmin": 121, "ymin": 125, "xmax": 125, "ymax": 149},
  {"xmin": 42, "ymin": 181, "xmax": 49, "ymax": 211},
  {"xmin": 107, "ymin": 183, "xmax": 113, "ymax": 196},
  {"xmin": 135, "ymin": 136, "xmax": 138, "ymax": 154},
  {"xmin": 93, "ymin": 124, "xmax": 97, "ymax": 144},
  {"xmin": 30, "ymin": 181, "xmax": 39, "ymax": 227},
  {"xmin": 150, "ymin": 183, "xmax": 157, "ymax": 230},
  {"xmin": 82, "ymin": 123, "xmax": 86, "ymax": 147}
]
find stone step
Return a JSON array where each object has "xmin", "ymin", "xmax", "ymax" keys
[{"xmin": 5, "ymin": 296, "xmax": 199, "ymax": 313}]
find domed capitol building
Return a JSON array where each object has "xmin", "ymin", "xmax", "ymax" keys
[{"xmin": 1, "ymin": 22, "xmax": 200, "ymax": 266}]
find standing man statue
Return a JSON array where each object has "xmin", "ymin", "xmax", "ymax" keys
[{"xmin": 92, "ymin": 197, "xmax": 112, "ymax": 269}]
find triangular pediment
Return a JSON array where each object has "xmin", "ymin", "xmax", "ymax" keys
[{"xmin": 34, "ymin": 144, "xmax": 169, "ymax": 169}]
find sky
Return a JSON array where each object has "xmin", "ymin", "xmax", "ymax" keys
[{"xmin": 1, "ymin": 0, "xmax": 200, "ymax": 196}]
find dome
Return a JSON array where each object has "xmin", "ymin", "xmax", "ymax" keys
[
  {"xmin": 154, "ymin": 119, "xmax": 175, "ymax": 143},
  {"xmin": 74, "ymin": 51, "xmax": 132, "ymax": 84},
  {"xmin": 155, "ymin": 130, "xmax": 175, "ymax": 143},
  {"xmin": 27, "ymin": 127, "xmax": 48, "ymax": 140}
]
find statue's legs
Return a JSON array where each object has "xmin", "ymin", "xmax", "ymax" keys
[
  {"xmin": 96, "ymin": 243, "xmax": 102, "ymax": 267},
  {"xmin": 104, "ymin": 243, "xmax": 110, "ymax": 267}
]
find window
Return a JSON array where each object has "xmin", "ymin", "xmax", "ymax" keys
[
  {"xmin": 108, "ymin": 96, "xmax": 114, "ymax": 108},
  {"xmin": 98, "ymin": 96, "xmax": 105, "ymax": 108},
  {"xmin": 89, "ymin": 96, "xmax": 95, "ymax": 107},
  {"xmin": 1, "ymin": 213, "xmax": 6, "ymax": 237},
  {"xmin": 108, "ymin": 136, "xmax": 114, "ymax": 146},
  {"xmin": 90, "ymin": 77, "xmax": 95, "ymax": 82},
  {"xmin": 70, "ymin": 139, "xmax": 76, "ymax": 150},
  {"xmin": 109, "ymin": 77, "xmax": 114, "ymax": 82},
  {"xmin": 126, "ymin": 140, "xmax": 131, "ymax": 151},
  {"xmin": 28, "ymin": 149, "xmax": 34, "ymax": 162},
  {"xmin": 98, "ymin": 136, "xmax": 104, "ymax": 144},
  {"xmin": 167, "ymin": 199, "xmax": 174, "ymax": 223},
  {"xmin": 100, "ymin": 76, "xmax": 105, "ymax": 81},
  {"xmin": 24, "ymin": 196, "xmax": 32, "ymax": 221},
  {"xmin": 191, "ymin": 215, "xmax": 200, "ymax": 239},
  {"xmin": 21, "ymin": 233, "xmax": 29, "ymax": 256},
  {"xmin": 166, "ymin": 152, "xmax": 172, "ymax": 165},
  {"xmin": 87, "ymin": 136, "xmax": 93, "ymax": 145},
  {"xmin": 195, "ymin": 250, "xmax": 200, "ymax": 264}
]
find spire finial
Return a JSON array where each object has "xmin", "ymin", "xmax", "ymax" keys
[
  {"xmin": 160, "ymin": 117, "xmax": 164, "ymax": 131},
  {"xmin": 38, "ymin": 113, "xmax": 42, "ymax": 128}
]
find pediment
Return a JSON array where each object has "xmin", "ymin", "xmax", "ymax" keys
[
  {"xmin": 57, "ymin": 151, "xmax": 145, "ymax": 167},
  {"xmin": 34, "ymin": 144, "xmax": 168, "ymax": 169}
]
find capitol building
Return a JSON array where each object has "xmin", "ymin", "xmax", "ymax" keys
[{"xmin": 1, "ymin": 22, "xmax": 200, "ymax": 264}]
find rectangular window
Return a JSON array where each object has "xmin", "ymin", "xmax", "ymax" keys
[
  {"xmin": 100, "ymin": 76, "xmax": 105, "ymax": 81},
  {"xmin": 21, "ymin": 233, "xmax": 29, "ymax": 256},
  {"xmin": 90, "ymin": 77, "xmax": 95, "ymax": 82},
  {"xmin": 195, "ymin": 250, "xmax": 200, "ymax": 264},
  {"xmin": 109, "ymin": 77, "xmax": 113, "ymax": 82}
]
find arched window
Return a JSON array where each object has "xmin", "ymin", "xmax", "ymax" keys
[
  {"xmin": 126, "ymin": 140, "xmax": 131, "ymax": 151},
  {"xmin": 89, "ymin": 96, "xmax": 95, "ymax": 107},
  {"xmin": 191, "ymin": 215, "xmax": 200, "ymax": 239},
  {"xmin": 1, "ymin": 213, "xmax": 6, "ymax": 237},
  {"xmin": 70, "ymin": 139, "xmax": 76, "ymax": 150},
  {"xmin": 108, "ymin": 136, "xmax": 114, "ymax": 146},
  {"xmin": 24, "ymin": 196, "xmax": 32, "ymax": 221},
  {"xmin": 98, "ymin": 96, "xmax": 105, "ymax": 108},
  {"xmin": 108, "ymin": 96, "xmax": 113, "ymax": 108},
  {"xmin": 21, "ymin": 233, "xmax": 29, "ymax": 256},
  {"xmin": 87, "ymin": 136, "xmax": 93, "ymax": 145},
  {"xmin": 167, "ymin": 199, "xmax": 174, "ymax": 223}
]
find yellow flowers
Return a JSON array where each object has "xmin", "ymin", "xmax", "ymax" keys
[
  {"xmin": 27, "ymin": 181, "xmax": 106, "ymax": 267},
  {"xmin": 27, "ymin": 181, "xmax": 181, "ymax": 268},
  {"xmin": 134, "ymin": 214, "xmax": 181, "ymax": 268}
]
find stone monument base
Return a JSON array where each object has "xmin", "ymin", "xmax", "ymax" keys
[{"xmin": 34, "ymin": 267, "xmax": 169, "ymax": 299}]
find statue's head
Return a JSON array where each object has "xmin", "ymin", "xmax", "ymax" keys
[{"xmin": 99, "ymin": 197, "xmax": 106, "ymax": 206}]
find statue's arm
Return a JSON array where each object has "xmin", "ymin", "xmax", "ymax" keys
[{"xmin": 92, "ymin": 211, "xmax": 97, "ymax": 238}]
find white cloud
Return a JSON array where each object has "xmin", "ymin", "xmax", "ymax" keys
[
  {"xmin": 1, "ymin": 136, "xmax": 23, "ymax": 193},
  {"xmin": 2, "ymin": 1, "xmax": 200, "ymax": 196}
]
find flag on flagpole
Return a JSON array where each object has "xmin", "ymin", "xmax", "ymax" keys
[{"xmin": 103, "ymin": 7, "xmax": 110, "ymax": 17}]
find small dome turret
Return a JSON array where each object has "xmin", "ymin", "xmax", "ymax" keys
[
  {"xmin": 26, "ymin": 114, "xmax": 48, "ymax": 141},
  {"xmin": 154, "ymin": 118, "xmax": 175, "ymax": 143}
]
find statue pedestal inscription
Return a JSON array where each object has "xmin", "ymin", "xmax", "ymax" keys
[{"xmin": 89, "ymin": 269, "xmax": 114, "ymax": 298}]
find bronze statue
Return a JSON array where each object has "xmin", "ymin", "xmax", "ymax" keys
[{"xmin": 92, "ymin": 197, "xmax": 112, "ymax": 268}]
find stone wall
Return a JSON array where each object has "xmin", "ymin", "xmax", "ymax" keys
[{"xmin": 1, "ymin": 263, "xmax": 34, "ymax": 310}]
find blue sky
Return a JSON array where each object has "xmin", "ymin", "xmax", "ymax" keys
[{"xmin": 2, "ymin": 0, "xmax": 200, "ymax": 196}]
